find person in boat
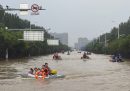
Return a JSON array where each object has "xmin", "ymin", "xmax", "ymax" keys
[
  {"xmin": 34, "ymin": 68, "xmax": 45, "ymax": 79},
  {"xmin": 45, "ymin": 63, "xmax": 51, "ymax": 75},
  {"xmin": 53, "ymin": 52, "xmax": 62, "ymax": 60},
  {"xmin": 37, "ymin": 68, "xmax": 43, "ymax": 76},
  {"xmin": 34, "ymin": 67, "xmax": 43, "ymax": 76},
  {"xmin": 41, "ymin": 65, "xmax": 49, "ymax": 76},
  {"xmin": 111, "ymin": 54, "xmax": 116, "ymax": 62},
  {"xmin": 81, "ymin": 52, "xmax": 89, "ymax": 59},
  {"xmin": 41, "ymin": 65, "xmax": 45, "ymax": 69},
  {"xmin": 83, "ymin": 52, "xmax": 87, "ymax": 58},
  {"xmin": 28, "ymin": 68, "xmax": 34, "ymax": 74},
  {"xmin": 114, "ymin": 54, "xmax": 119, "ymax": 62},
  {"xmin": 53, "ymin": 52, "xmax": 59, "ymax": 59},
  {"xmin": 34, "ymin": 67, "xmax": 38, "ymax": 73},
  {"xmin": 117, "ymin": 54, "xmax": 123, "ymax": 62}
]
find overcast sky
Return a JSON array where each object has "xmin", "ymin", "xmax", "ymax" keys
[{"xmin": 1, "ymin": 0, "xmax": 130, "ymax": 46}]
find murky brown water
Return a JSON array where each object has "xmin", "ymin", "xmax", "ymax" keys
[{"xmin": 0, "ymin": 51, "xmax": 130, "ymax": 91}]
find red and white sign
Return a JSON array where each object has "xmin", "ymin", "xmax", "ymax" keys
[{"xmin": 31, "ymin": 4, "xmax": 39, "ymax": 12}]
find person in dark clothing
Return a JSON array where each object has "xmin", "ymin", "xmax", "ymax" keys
[{"xmin": 28, "ymin": 68, "xmax": 34, "ymax": 74}]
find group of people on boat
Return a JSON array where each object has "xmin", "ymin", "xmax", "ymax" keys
[
  {"xmin": 28, "ymin": 63, "xmax": 57, "ymax": 79},
  {"xmin": 81, "ymin": 52, "xmax": 90, "ymax": 59},
  {"xmin": 110, "ymin": 54, "xmax": 123, "ymax": 62},
  {"xmin": 53, "ymin": 52, "xmax": 62, "ymax": 60}
]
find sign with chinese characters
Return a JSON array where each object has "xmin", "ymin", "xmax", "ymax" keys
[
  {"xmin": 23, "ymin": 31, "xmax": 44, "ymax": 41},
  {"xmin": 47, "ymin": 39, "xmax": 59, "ymax": 46}
]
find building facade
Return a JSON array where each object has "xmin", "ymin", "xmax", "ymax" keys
[
  {"xmin": 50, "ymin": 33, "xmax": 68, "ymax": 46},
  {"xmin": 75, "ymin": 38, "xmax": 89, "ymax": 50}
]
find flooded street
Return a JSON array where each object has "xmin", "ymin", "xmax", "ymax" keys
[{"xmin": 0, "ymin": 51, "xmax": 130, "ymax": 91}]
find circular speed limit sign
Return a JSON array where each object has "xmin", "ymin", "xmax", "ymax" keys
[{"xmin": 31, "ymin": 4, "xmax": 39, "ymax": 12}]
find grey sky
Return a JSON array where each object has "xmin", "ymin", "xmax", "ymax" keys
[{"xmin": 1, "ymin": 0, "xmax": 130, "ymax": 46}]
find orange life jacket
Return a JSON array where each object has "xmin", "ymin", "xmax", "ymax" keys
[
  {"xmin": 35, "ymin": 70, "xmax": 45, "ymax": 79},
  {"xmin": 44, "ymin": 68, "xmax": 49, "ymax": 76}
]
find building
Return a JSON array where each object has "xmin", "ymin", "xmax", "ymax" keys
[
  {"xmin": 74, "ymin": 43, "xmax": 79, "ymax": 50},
  {"xmin": 75, "ymin": 38, "xmax": 89, "ymax": 50},
  {"xmin": 50, "ymin": 33, "xmax": 68, "ymax": 46}
]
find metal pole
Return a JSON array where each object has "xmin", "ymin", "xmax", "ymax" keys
[
  {"xmin": 30, "ymin": 22, "xmax": 31, "ymax": 31},
  {"xmin": 6, "ymin": 48, "xmax": 8, "ymax": 59},
  {"xmin": 118, "ymin": 28, "xmax": 119, "ymax": 39},
  {"xmin": 105, "ymin": 33, "xmax": 107, "ymax": 47},
  {"xmin": 99, "ymin": 36, "xmax": 100, "ymax": 43}
]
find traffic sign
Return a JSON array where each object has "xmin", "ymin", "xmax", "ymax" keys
[{"xmin": 31, "ymin": 4, "xmax": 39, "ymax": 12}]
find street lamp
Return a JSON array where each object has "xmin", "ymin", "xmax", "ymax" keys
[
  {"xmin": 98, "ymin": 35, "xmax": 101, "ymax": 43},
  {"xmin": 105, "ymin": 33, "xmax": 107, "ymax": 47},
  {"xmin": 118, "ymin": 28, "xmax": 119, "ymax": 39},
  {"xmin": 45, "ymin": 28, "xmax": 52, "ymax": 39},
  {"xmin": 5, "ymin": 27, "xmax": 8, "ymax": 30},
  {"xmin": 117, "ymin": 28, "xmax": 125, "ymax": 39},
  {"xmin": 112, "ymin": 21, "xmax": 120, "ymax": 39}
]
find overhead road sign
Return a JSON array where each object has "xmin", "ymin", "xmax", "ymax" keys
[
  {"xmin": 0, "ymin": 5, "xmax": 46, "ymax": 11},
  {"xmin": 0, "ymin": 4, "xmax": 46, "ymax": 15},
  {"xmin": 47, "ymin": 39, "xmax": 59, "ymax": 46},
  {"xmin": 23, "ymin": 31, "xmax": 44, "ymax": 41}
]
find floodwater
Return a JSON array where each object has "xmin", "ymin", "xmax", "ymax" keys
[{"xmin": 0, "ymin": 51, "xmax": 130, "ymax": 91}]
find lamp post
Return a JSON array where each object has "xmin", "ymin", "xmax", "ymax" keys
[
  {"xmin": 105, "ymin": 33, "xmax": 107, "ymax": 47},
  {"xmin": 4, "ymin": 27, "xmax": 9, "ymax": 59},
  {"xmin": 30, "ymin": 22, "xmax": 31, "ymax": 31},
  {"xmin": 118, "ymin": 28, "xmax": 120, "ymax": 39},
  {"xmin": 99, "ymin": 35, "xmax": 100, "ymax": 43},
  {"xmin": 45, "ymin": 28, "xmax": 51, "ymax": 39},
  {"xmin": 112, "ymin": 21, "xmax": 120, "ymax": 39},
  {"xmin": 6, "ymin": 48, "xmax": 8, "ymax": 59}
]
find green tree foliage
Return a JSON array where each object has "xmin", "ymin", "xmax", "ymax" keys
[
  {"xmin": 0, "ymin": 4, "xmax": 69, "ymax": 59},
  {"xmin": 86, "ymin": 17, "xmax": 130, "ymax": 58}
]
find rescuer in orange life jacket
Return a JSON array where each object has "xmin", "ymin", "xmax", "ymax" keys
[{"xmin": 44, "ymin": 63, "xmax": 51, "ymax": 75}]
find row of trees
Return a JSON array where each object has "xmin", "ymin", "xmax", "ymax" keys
[
  {"xmin": 86, "ymin": 17, "xmax": 130, "ymax": 58},
  {"xmin": 0, "ymin": 4, "xmax": 69, "ymax": 59}
]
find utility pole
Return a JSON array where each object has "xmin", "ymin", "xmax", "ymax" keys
[
  {"xmin": 30, "ymin": 22, "xmax": 31, "ymax": 31},
  {"xmin": 105, "ymin": 33, "xmax": 107, "ymax": 47},
  {"xmin": 118, "ymin": 28, "xmax": 120, "ymax": 39},
  {"xmin": 104, "ymin": 33, "xmax": 107, "ymax": 54},
  {"xmin": 99, "ymin": 36, "xmax": 100, "ymax": 43},
  {"xmin": 6, "ymin": 48, "xmax": 8, "ymax": 59}
]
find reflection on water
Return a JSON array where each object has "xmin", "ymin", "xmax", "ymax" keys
[
  {"xmin": 0, "ymin": 58, "xmax": 31, "ymax": 79},
  {"xmin": 0, "ymin": 52, "xmax": 130, "ymax": 91},
  {"xmin": 0, "ymin": 61, "xmax": 17, "ymax": 79}
]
